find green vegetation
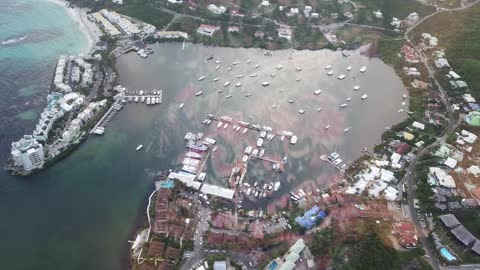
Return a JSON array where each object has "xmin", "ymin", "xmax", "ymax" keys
[
  {"xmin": 355, "ymin": 0, "xmax": 435, "ymax": 27},
  {"xmin": 455, "ymin": 209, "xmax": 480, "ymax": 236},
  {"xmin": 411, "ymin": 4, "xmax": 480, "ymax": 99},
  {"xmin": 310, "ymin": 226, "xmax": 336, "ymax": 256}
]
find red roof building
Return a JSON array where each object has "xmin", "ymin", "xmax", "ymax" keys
[{"xmin": 393, "ymin": 222, "xmax": 418, "ymax": 248}]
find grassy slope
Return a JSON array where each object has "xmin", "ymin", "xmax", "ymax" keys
[
  {"xmin": 355, "ymin": 0, "xmax": 435, "ymax": 27},
  {"xmin": 411, "ymin": 4, "xmax": 480, "ymax": 98}
]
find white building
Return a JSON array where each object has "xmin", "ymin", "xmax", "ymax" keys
[
  {"xmin": 278, "ymin": 26, "xmax": 292, "ymax": 40},
  {"xmin": 197, "ymin": 24, "xmax": 220, "ymax": 36},
  {"xmin": 261, "ymin": 0, "xmax": 270, "ymax": 7},
  {"xmin": 429, "ymin": 167, "xmax": 456, "ymax": 188},
  {"xmin": 208, "ymin": 4, "xmax": 227, "ymax": 15},
  {"xmin": 112, "ymin": 0, "xmax": 123, "ymax": 4},
  {"xmin": 11, "ymin": 135, "xmax": 45, "ymax": 171},
  {"xmin": 373, "ymin": 10, "xmax": 383, "ymax": 19},
  {"xmin": 406, "ymin": 12, "xmax": 419, "ymax": 23}
]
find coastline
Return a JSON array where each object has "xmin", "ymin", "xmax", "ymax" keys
[{"xmin": 46, "ymin": 0, "xmax": 102, "ymax": 54}]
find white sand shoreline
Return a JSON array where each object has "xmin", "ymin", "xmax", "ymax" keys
[{"xmin": 46, "ymin": 0, "xmax": 103, "ymax": 54}]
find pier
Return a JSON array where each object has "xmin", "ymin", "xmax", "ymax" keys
[{"xmin": 90, "ymin": 101, "xmax": 123, "ymax": 135}]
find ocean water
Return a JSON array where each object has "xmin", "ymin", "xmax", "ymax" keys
[{"xmin": 0, "ymin": 1, "xmax": 150, "ymax": 270}]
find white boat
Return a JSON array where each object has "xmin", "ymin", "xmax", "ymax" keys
[
  {"xmin": 235, "ymin": 82, "xmax": 242, "ymax": 87},
  {"xmin": 325, "ymin": 65, "xmax": 332, "ymax": 70},
  {"xmin": 218, "ymin": 89, "xmax": 224, "ymax": 93},
  {"xmin": 255, "ymin": 64, "xmax": 260, "ymax": 68},
  {"xmin": 254, "ymin": 181, "xmax": 258, "ymax": 187},
  {"xmin": 314, "ymin": 89, "xmax": 322, "ymax": 95},
  {"xmin": 325, "ymin": 125, "xmax": 330, "ymax": 129},
  {"xmin": 245, "ymin": 93, "xmax": 252, "ymax": 97},
  {"xmin": 361, "ymin": 94, "xmax": 368, "ymax": 100},
  {"xmin": 136, "ymin": 145, "xmax": 143, "ymax": 151},
  {"xmin": 195, "ymin": 91, "xmax": 204, "ymax": 96},
  {"xmin": 242, "ymin": 155, "xmax": 249, "ymax": 163},
  {"xmin": 225, "ymin": 95, "xmax": 232, "ymax": 99},
  {"xmin": 244, "ymin": 146, "xmax": 253, "ymax": 154},
  {"xmin": 155, "ymin": 97, "xmax": 160, "ymax": 104},
  {"xmin": 338, "ymin": 74, "xmax": 346, "ymax": 80},
  {"xmin": 403, "ymin": 94, "xmax": 407, "ymax": 99},
  {"xmin": 250, "ymin": 74, "xmax": 258, "ymax": 77},
  {"xmin": 236, "ymin": 74, "xmax": 244, "ymax": 78},
  {"xmin": 298, "ymin": 109, "xmax": 306, "ymax": 114},
  {"xmin": 242, "ymin": 128, "xmax": 248, "ymax": 134},
  {"xmin": 134, "ymin": 97, "xmax": 139, "ymax": 102},
  {"xmin": 262, "ymin": 82, "xmax": 270, "ymax": 86},
  {"xmin": 266, "ymin": 133, "xmax": 275, "ymax": 141},
  {"xmin": 273, "ymin": 181, "xmax": 280, "ymax": 191},
  {"xmin": 347, "ymin": 65, "xmax": 352, "ymax": 71},
  {"xmin": 270, "ymin": 73, "xmax": 276, "ymax": 77},
  {"xmin": 257, "ymin": 138, "xmax": 264, "ymax": 147},
  {"xmin": 275, "ymin": 64, "xmax": 284, "ymax": 70},
  {"xmin": 232, "ymin": 61, "xmax": 240, "ymax": 65},
  {"xmin": 198, "ymin": 75, "xmax": 206, "ymax": 81},
  {"xmin": 141, "ymin": 96, "xmax": 145, "ymax": 103},
  {"xmin": 333, "ymin": 158, "xmax": 343, "ymax": 166},
  {"xmin": 260, "ymin": 131, "xmax": 266, "ymax": 138},
  {"xmin": 316, "ymin": 108, "xmax": 322, "ymax": 112},
  {"xmin": 347, "ymin": 97, "xmax": 352, "ymax": 102},
  {"xmin": 344, "ymin": 127, "xmax": 351, "ymax": 133},
  {"xmin": 327, "ymin": 71, "xmax": 334, "ymax": 76},
  {"xmin": 353, "ymin": 85, "xmax": 360, "ymax": 91},
  {"xmin": 288, "ymin": 100, "xmax": 294, "ymax": 104},
  {"xmin": 296, "ymin": 66, "xmax": 302, "ymax": 71},
  {"xmin": 213, "ymin": 77, "xmax": 220, "ymax": 82},
  {"xmin": 272, "ymin": 104, "xmax": 277, "ymax": 108},
  {"xmin": 342, "ymin": 51, "xmax": 350, "ymax": 57},
  {"xmin": 252, "ymin": 149, "xmax": 259, "ymax": 156},
  {"xmin": 223, "ymin": 123, "xmax": 229, "ymax": 129},
  {"xmin": 280, "ymin": 135, "xmax": 285, "ymax": 141},
  {"xmin": 259, "ymin": 149, "xmax": 265, "ymax": 157},
  {"xmin": 217, "ymin": 122, "xmax": 223, "ymax": 129},
  {"xmin": 146, "ymin": 97, "xmax": 151, "ymax": 104},
  {"xmin": 290, "ymin": 135, "xmax": 298, "ymax": 145},
  {"xmin": 215, "ymin": 60, "xmax": 221, "ymax": 64},
  {"xmin": 247, "ymin": 59, "xmax": 252, "ymax": 64},
  {"xmin": 340, "ymin": 103, "xmax": 348, "ymax": 108},
  {"xmin": 186, "ymin": 151, "xmax": 202, "ymax": 159},
  {"xmin": 360, "ymin": 66, "xmax": 367, "ymax": 73},
  {"xmin": 228, "ymin": 67, "xmax": 232, "ymax": 71},
  {"xmin": 328, "ymin": 152, "xmax": 339, "ymax": 161},
  {"xmin": 224, "ymin": 81, "xmax": 230, "ymax": 87},
  {"xmin": 273, "ymin": 163, "xmax": 280, "ymax": 170}
]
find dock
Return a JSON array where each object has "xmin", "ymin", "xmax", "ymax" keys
[{"xmin": 90, "ymin": 101, "xmax": 123, "ymax": 135}]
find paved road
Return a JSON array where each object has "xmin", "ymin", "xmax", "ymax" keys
[
  {"xmin": 181, "ymin": 205, "xmax": 210, "ymax": 270},
  {"xmin": 402, "ymin": 2, "xmax": 480, "ymax": 269}
]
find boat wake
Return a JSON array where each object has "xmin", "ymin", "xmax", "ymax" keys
[{"xmin": 1, "ymin": 35, "xmax": 27, "ymax": 46}]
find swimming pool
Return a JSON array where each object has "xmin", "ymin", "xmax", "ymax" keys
[{"xmin": 440, "ymin": 247, "xmax": 456, "ymax": 262}]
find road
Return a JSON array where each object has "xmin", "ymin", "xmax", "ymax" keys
[
  {"xmin": 402, "ymin": 2, "xmax": 479, "ymax": 270},
  {"xmin": 181, "ymin": 205, "xmax": 210, "ymax": 270}
]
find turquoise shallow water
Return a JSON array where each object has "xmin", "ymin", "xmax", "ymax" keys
[{"xmin": 0, "ymin": 1, "xmax": 152, "ymax": 270}]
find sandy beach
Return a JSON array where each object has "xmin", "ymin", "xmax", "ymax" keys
[{"xmin": 46, "ymin": 0, "xmax": 102, "ymax": 54}]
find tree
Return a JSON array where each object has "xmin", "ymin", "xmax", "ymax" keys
[
  {"xmin": 310, "ymin": 227, "xmax": 336, "ymax": 256},
  {"xmin": 342, "ymin": 233, "xmax": 399, "ymax": 270}
]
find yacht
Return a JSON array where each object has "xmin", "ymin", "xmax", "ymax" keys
[
  {"xmin": 344, "ymin": 127, "xmax": 351, "ymax": 133},
  {"xmin": 223, "ymin": 123, "xmax": 229, "ymax": 129},
  {"xmin": 273, "ymin": 181, "xmax": 280, "ymax": 191},
  {"xmin": 136, "ymin": 145, "xmax": 143, "ymax": 151},
  {"xmin": 244, "ymin": 146, "xmax": 253, "ymax": 155},
  {"xmin": 360, "ymin": 66, "xmax": 367, "ymax": 73},
  {"xmin": 146, "ymin": 97, "xmax": 151, "ymax": 104},
  {"xmin": 296, "ymin": 66, "xmax": 302, "ymax": 71},
  {"xmin": 213, "ymin": 77, "xmax": 220, "ymax": 82},
  {"xmin": 215, "ymin": 60, "xmax": 221, "ymax": 64},
  {"xmin": 275, "ymin": 64, "xmax": 284, "ymax": 70},
  {"xmin": 290, "ymin": 135, "xmax": 298, "ymax": 145},
  {"xmin": 266, "ymin": 133, "xmax": 275, "ymax": 141},
  {"xmin": 255, "ymin": 64, "xmax": 260, "ymax": 68},
  {"xmin": 141, "ymin": 96, "xmax": 145, "ymax": 103},
  {"xmin": 257, "ymin": 138, "xmax": 264, "ymax": 147},
  {"xmin": 216, "ymin": 65, "xmax": 220, "ymax": 70},
  {"xmin": 298, "ymin": 109, "xmax": 306, "ymax": 114},
  {"xmin": 325, "ymin": 124, "xmax": 330, "ymax": 129},
  {"xmin": 245, "ymin": 93, "xmax": 252, "ymax": 97},
  {"xmin": 347, "ymin": 97, "xmax": 352, "ymax": 102},
  {"xmin": 224, "ymin": 81, "xmax": 230, "ymax": 87},
  {"xmin": 327, "ymin": 71, "xmax": 334, "ymax": 76},
  {"xmin": 218, "ymin": 89, "xmax": 224, "ymax": 93},
  {"xmin": 179, "ymin": 103, "xmax": 185, "ymax": 109},
  {"xmin": 254, "ymin": 181, "xmax": 258, "ymax": 187},
  {"xmin": 338, "ymin": 74, "xmax": 346, "ymax": 80},
  {"xmin": 232, "ymin": 61, "xmax": 240, "ymax": 65},
  {"xmin": 236, "ymin": 74, "xmax": 244, "ymax": 78},
  {"xmin": 262, "ymin": 82, "xmax": 270, "ymax": 86},
  {"xmin": 217, "ymin": 122, "xmax": 223, "ymax": 129},
  {"xmin": 288, "ymin": 100, "xmax": 294, "ymax": 104},
  {"xmin": 403, "ymin": 94, "xmax": 407, "ymax": 99},
  {"xmin": 316, "ymin": 108, "xmax": 322, "ymax": 112},
  {"xmin": 198, "ymin": 75, "xmax": 206, "ymax": 81},
  {"xmin": 259, "ymin": 149, "xmax": 265, "ymax": 157},
  {"xmin": 361, "ymin": 94, "xmax": 368, "ymax": 100},
  {"xmin": 333, "ymin": 158, "xmax": 343, "ymax": 166},
  {"xmin": 242, "ymin": 155, "xmax": 249, "ymax": 163},
  {"xmin": 228, "ymin": 67, "xmax": 232, "ymax": 71},
  {"xmin": 325, "ymin": 65, "xmax": 332, "ymax": 70},
  {"xmin": 353, "ymin": 85, "xmax": 360, "ymax": 91},
  {"xmin": 242, "ymin": 128, "xmax": 248, "ymax": 134},
  {"xmin": 134, "ymin": 97, "xmax": 139, "ymax": 102},
  {"xmin": 250, "ymin": 74, "xmax": 258, "ymax": 77},
  {"xmin": 273, "ymin": 163, "xmax": 280, "ymax": 170},
  {"xmin": 340, "ymin": 103, "xmax": 348, "ymax": 108},
  {"xmin": 225, "ymin": 95, "xmax": 232, "ymax": 99},
  {"xmin": 195, "ymin": 91, "xmax": 204, "ymax": 96},
  {"xmin": 347, "ymin": 65, "xmax": 352, "ymax": 71},
  {"xmin": 247, "ymin": 59, "xmax": 252, "ymax": 64},
  {"xmin": 235, "ymin": 82, "xmax": 242, "ymax": 87},
  {"xmin": 342, "ymin": 51, "xmax": 350, "ymax": 57},
  {"xmin": 260, "ymin": 130, "xmax": 267, "ymax": 138},
  {"xmin": 314, "ymin": 89, "xmax": 322, "ymax": 95},
  {"xmin": 272, "ymin": 104, "xmax": 277, "ymax": 108}
]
